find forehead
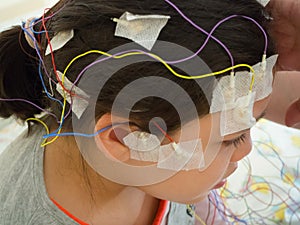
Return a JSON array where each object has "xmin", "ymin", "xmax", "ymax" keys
[{"xmin": 175, "ymin": 95, "xmax": 270, "ymax": 140}]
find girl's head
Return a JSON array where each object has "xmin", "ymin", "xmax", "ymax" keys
[{"xmin": 0, "ymin": 0, "xmax": 276, "ymax": 203}]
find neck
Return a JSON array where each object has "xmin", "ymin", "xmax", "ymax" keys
[{"xmin": 44, "ymin": 135, "xmax": 159, "ymax": 225}]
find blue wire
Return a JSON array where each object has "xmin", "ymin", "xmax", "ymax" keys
[
  {"xmin": 30, "ymin": 18, "xmax": 48, "ymax": 35},
  {"xmin": 21, "ymin": 20, "xmax": 127, "ymax": 143},
  {"xmin": 38, "ymin": 61, "xmax": 64, "ymax": 108},
  {"xmin": 211, "ymin": 191, "xmax": 232, "ymax": 224},
  {"xmin": 212, "ymin": 190, "xmax": 248, "ymax": 225},
  {"xmin": 43, "ymin": 124, "xmax": 115, "ymax": 138},
  {"xmin": 21, "ymin": 22, "xmax": 63, "ymax": 108}
]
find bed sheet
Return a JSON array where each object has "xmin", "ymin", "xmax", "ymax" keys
[{"xmin": 220, "ymin": 119, "xmax": 300, "ymax": 224}]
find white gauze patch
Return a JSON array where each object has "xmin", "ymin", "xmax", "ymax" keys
[
  {"xmin": 113, "ymin": 12, "xmax": 170, "ymax": 50},
  {"xmin": 220, "ymin": 91, "xmax": 256, "ymax": 136},
  {"xmin": 123, "ymin": 131, "xmax": 161, "ymax": 162},
  {"xmin": 56, "ymin": 71, "xmax": 90, "ymax": 119},
  {"xmin": 123, "ymin": 131, "xmax": 204, "ymax": 171},
  {"xmin": 210, "ymin": 55, "xmax": 278, "ymax": 114},
  {"xmin": 253, "ymin": 55, "xmax": 278, "ymax": 101},
  {"xmin": 256, "ymin": 0, "xmax": 270, "ymax": 7},
  {"xmin": 157, "ymin": 139, "xmax": 204, "ymax": 171},
  {"xmin": 45, "ymin": 30, "xmax": 74, "ymax": 56},
  {"xmin": 209, "ymin": 55, "xmax": 277, "ymax": 136}
]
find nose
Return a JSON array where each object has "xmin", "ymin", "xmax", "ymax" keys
[{"xmin": 230, "ymin": 134, "xmax": 252, "ymax": 163}]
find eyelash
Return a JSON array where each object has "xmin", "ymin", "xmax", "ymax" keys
[{"xmin": 224, "ymin": 133, "xmax": 247, "ymax": 148}]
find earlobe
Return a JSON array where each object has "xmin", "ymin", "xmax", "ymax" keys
[{"xmin": 94, "ymin": 114, "xmax": 132, "ymax": 162}]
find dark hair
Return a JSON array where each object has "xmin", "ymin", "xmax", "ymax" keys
[{"xmin": 0, "ymin": 0, "xmax": 276, "ymax": 132}]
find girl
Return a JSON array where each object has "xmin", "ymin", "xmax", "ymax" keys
[{"xmin": 0, "ymin": 0, "xmax": 276, "ymax": 224}]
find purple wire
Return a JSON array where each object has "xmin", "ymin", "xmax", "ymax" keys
[
  {"xmin": 65, "ymin": 10, "xmax": 270, "ymax": 117},
  {"xmin": 62, "ymin": 1, "xmax": 269, "ymax": 119},
  {"xmin": 27, "ymin": 3, "xmax": 67, "ymax": 84},
  {"xmin": 241, "ymin": 15, "xmax": 268, "ymax": 53},
  {"xmin": 0, "ymin": 98, "xmax": 58, "ymax": 120},
  {"xmin": 72, "ymin": 10, "xmax": 271, "ymax": 86},
  {"xmin": 168, "ymin": 14, "xmax": 268, "ymax": 64},
  {"xmin": 64, "ymin": 48, "xmax": 173, "ymax": 119},
  {"xmin": 22, "ymin": 21, "xmax": 54, "ymax": 84},
  {"xmin": 63, "ymin": 49, "xmax": 141, "ymax": 119},
  {"xmin": 164, "ymin": 0, "xmax": 235, "ymax": 67}
]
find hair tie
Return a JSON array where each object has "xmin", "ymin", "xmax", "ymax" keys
[{"xmin": 24, "ymin": 18, "xmax": 38, "ymax": 49}]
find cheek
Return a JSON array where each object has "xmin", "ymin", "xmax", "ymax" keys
[{"xmin": 139, "ymin": 147, "xmax": 234, "ymax": 203}]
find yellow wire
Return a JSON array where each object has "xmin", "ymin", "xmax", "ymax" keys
[
  {"xmin": 26, "ymin": 118, "xmax": 50, "ymax": 134},
  {"xmin": 186, "ymin": 204, "xmax": 207, "ymax": 225},
  {"xmin": 41, "ymin": 86, "xmax": 67, "ymax": 147},
  {"xmin": 44, "ymin": 49, "xmax": 256, "ymax": 146},
  {"xmin": 26, "ymin": 118, "xmax": 51, "ymax": 146},
  {"xmin": 41, "ymin": 68, "xmax": 68, "ymax": 146},
  {"xmin": 63, "ymin": 50, "xmax": 256, "ymax": 90}
]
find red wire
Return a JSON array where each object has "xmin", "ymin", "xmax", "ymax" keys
[
  {"xmin": 152, "ymin": 121, "xmax": 174, "ymax": 143},
  {"xmin": 41, "ymin": 8, "xmax": 74, "ymax": 96}
]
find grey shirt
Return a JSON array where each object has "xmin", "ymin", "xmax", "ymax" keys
[
  {"xmin": 0, "ymin": 125, "xmax": 80, "ymax": 225},
  {"xmin": 0, "ymin": 125, "xmax": 224, "ymax": 225}
]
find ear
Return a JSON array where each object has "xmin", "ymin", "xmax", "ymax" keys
[{"xmin": 94, "ymin": 113, "xmax": 133, "ymax": 162}]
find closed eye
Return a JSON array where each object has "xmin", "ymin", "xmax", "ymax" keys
[
  {"xmin": 223, "ymin": 133, "xmax": 247, "ymax": 148},
  {"xmin": 222, "ymin": 111, "xmax": 266, "ymax": 148}
]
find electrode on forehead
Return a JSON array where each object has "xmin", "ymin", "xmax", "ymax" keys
[
  {"xmin": 113, "ymin": 11, "xmax": 170, "ymax": 50},
  {"xmin": 209, "ymin": 55, "xmax": 277, "ymax": 136},
  {"xmin": 210, "ymin": 55, "xmax": 277, "ymax": 114},
  {"xmin": 220, "ymin": 91, "xmax": 256, "ymax": 136},
  {"xmin": 252, "ymin": 54, "xmax": 278, "ymax": 101}
]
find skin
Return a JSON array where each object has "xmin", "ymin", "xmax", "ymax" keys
[
  {"xmin": 267, "ymin": 0, "xmax": 300, "ymax": 71},
  {"xmin": 265, "ymin": 0, "xmax": 300, "ymax": 127},
  {"xmin": 266, "ymin": 70, "xmax": 300, "ymax": 128},
  {"xmin": 44, "ymin": 96, "xmax": 270, "ymax": 225}
]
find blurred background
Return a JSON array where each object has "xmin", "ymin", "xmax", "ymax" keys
[{"xmin": 0, "ymin": 0, "xmax": 58, "ymax": 31}]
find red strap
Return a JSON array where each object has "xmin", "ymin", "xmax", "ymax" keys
[
  {"xmin": 51, "ymin": 198, "xmax": 89, "ymax": 225},
  {"xmin": 51, "ymin": 198, "xmax": 168, "ymax": 225},
  {"xmin": 152, "ymin": 200, "xmax": 169, "ymax": 225}
]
